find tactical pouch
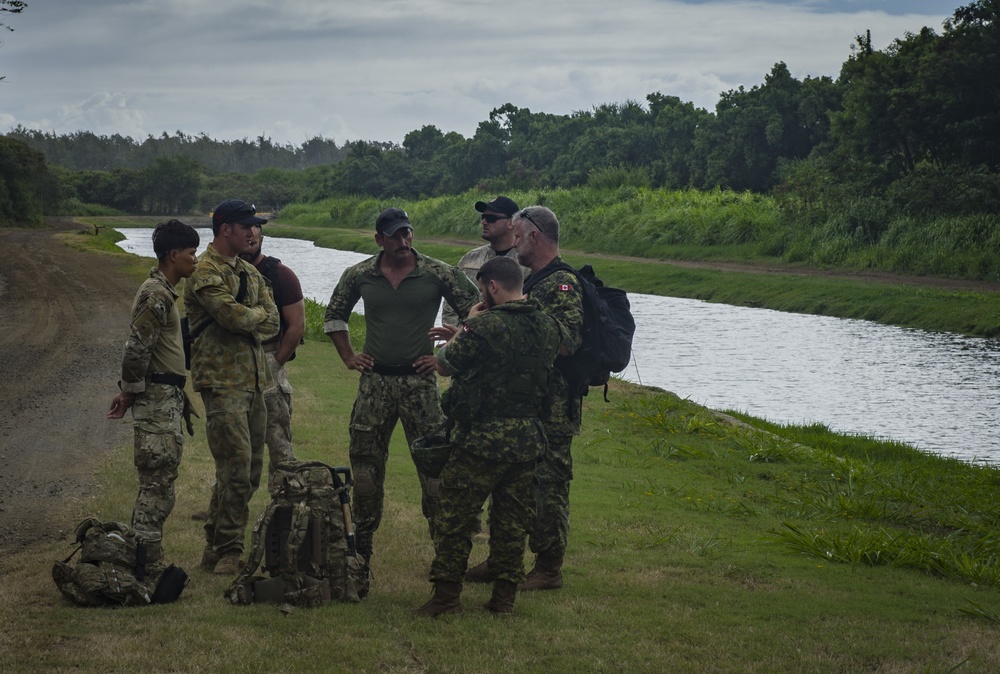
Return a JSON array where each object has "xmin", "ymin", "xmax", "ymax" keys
[
  {"xmin": 151, "ymin": 564, "xmax": 188, "ymax": 604},
  {"xmin": 410, "ymin": 422, "xmax": 454, "ymax": 479}
]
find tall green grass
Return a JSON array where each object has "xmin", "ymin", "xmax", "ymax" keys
[{"xmin": 277, "ymin": 188, "xmax": 1000, "ymax": 282}]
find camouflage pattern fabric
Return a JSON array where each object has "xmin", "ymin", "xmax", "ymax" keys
[
  {"xmin": 523, "ymin": 257, "xmax": 586, "ymax": 559},
  {"xmin": 130, "ymin": 382, "xmax": 185, "ymax": 542},
  {"xmin": 120, "ymin": 268, "xmax": 186, "ymax": 392},
  {"xmin": 528, "ymin": 433, "xmax": 574, "ymax": 557},
  {"xmin": 347, "ymin": 371, "xmax": 445, "ymax": 555},
  {"xmin": 431, "ymin": 452, "xmax": 536, "ymax": 584},
  {"xmin": 524, "ymin": 258, "xmax": 585, "ymax": 436},
  {"xmin": 440, "ymin": 245, "xmax": 526, "ymax": 327},
  {"xmin": 183, "ymin": 243, "xmax": 279, "ymax": 393},
  {"xmin": 200, "ymin": 387, "xmax": 266, "ymax": 557},
  {"xmin": 430, "ymin": 299, "xmax": 561, "ymax": 583},
  {"xmin": 263, "ymin": 352, "xmax": 295, "ymax": 469}
]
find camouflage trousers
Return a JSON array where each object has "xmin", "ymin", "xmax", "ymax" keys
[
  {"xmin": 431, "ymin": 450, "xmax": 535, "ymax": 584},
  {"xmin": 348, "ymin": 371, "xmax": 444, "ymax": 556},
  {"xmin": 263, "ymin": 352, "xmax": 296, "ymax": 470},
  {"xmin": 130, "ymin": 383, "xmax": 185, "ymax": 543},
  {"xmin": 528, "ymin": 434, "xmax": 574, "ymax": 558},
  {"xmin": 200, "ymin": 387, "xmax": 266, "ymax": 557}
]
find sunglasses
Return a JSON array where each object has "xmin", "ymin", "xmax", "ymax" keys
[
  {"xmin": 518, "ymin": 208, "xmax": 540, "ymax": 230},
  {"xmin": 481, "ymin": 213, "xmax": 508, "ymax": 224}
]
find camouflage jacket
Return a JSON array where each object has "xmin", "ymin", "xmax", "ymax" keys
[
  {"xmin": 440, "ymin": 244, "xmax": 527, "ymax": 326},
  {"xmin": 438, "ymin": 300, "xmax": 562, "ymax": 462},
  {"xmin": 183, "ymin": 243, "xmax": 279, "ymax": 393},
  {"xmin": 324, "ymin": 249, "xmax": 479, "ymax": 364},
  {"xmin": 120, "ymin": 268, "xmax": 185, "ymax": 394},
  {"xmin": 524, "ymin": 256, "xmax": 585, "ymax": 435}
]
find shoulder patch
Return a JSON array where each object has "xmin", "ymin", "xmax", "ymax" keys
[{"xmin": 560, "ymin": 283, "xmax": 573, "ymax": 291}]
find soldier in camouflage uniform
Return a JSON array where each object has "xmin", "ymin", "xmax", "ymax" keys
[
  {"xmin": 415, "ymin": 256, "xmax": 563, "ymax": 617},
  {"xmin": 107, "ymin": 220, "xmax": 200, "ymax": 568},
  {"xmin": 513, "ymin": 205, "xmax": 584, "ymax": 590},
  {"xmin": 184, "ymin": 200, "xmax": 280, "ymax": 575},
  {"xmin": 324, "ymin": 207, "xmax": 479, "ymax": 596},
  {"xmin": 460, "ymin": 206, "xmax": 585, "ymax": 590},
  {"xmin": 441, "ymin": 196, "xmax": 530, "ymax": 542}
]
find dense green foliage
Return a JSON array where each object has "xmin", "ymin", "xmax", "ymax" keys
[
  {"xmin": 5, "ymin": 1, "xmax": 1000, "ymax": 283},
  {"xmin": 0, "ymin": 136, "xmax": 55, "ymax": 226}
]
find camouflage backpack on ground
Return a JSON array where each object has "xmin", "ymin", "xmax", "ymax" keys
[
  {"xmin": 52, "ymin": 518, "xmax": 188, "ymax": 607},
  {"xmin": 226, "ymin": 460, "xmax": 363, "ymax": 608}
]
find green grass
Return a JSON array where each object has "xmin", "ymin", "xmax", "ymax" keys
[{"xmin": 5, "ymin": 282, "xmax": 1000, "ymax": 671}]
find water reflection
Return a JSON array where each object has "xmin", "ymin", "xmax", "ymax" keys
[{"xmin": 118, "ymin": 229, "xmax": 1000, "ymax": 464}]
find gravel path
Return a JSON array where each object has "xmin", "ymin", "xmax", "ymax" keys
[{"xmin": 0, "ymin": 220, "xmax": 134, "ymax": 552}]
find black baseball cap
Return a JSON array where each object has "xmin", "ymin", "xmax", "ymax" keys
[
  {"xmin": 474, "ymin": 195, "xmax": 519, "ymax": 218},
  {"xmin": 376, "ymin": 208, "xmax": 413, "ymax": 237},
  {"xmin": 212, "ymin": 200, "xmax": 267, "ymax": 227}
]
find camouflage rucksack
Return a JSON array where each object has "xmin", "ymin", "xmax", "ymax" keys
[
  {"xmin": 52, "ymin": 518, "xmax": 188, "ymax": 607},
  {"xmin": 226, "ymin": 460, "xmax": 363, "ymax": 608}
]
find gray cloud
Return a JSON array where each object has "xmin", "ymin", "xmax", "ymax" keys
[{"xmin": 1, "ymin": 0, "xmax": 959, "ymax": 145}]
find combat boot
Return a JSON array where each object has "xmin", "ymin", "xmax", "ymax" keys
[
  {"xmin": 413, "ymin": 581, "xmax": 463, "ymax": 617},
  {"xmin": 464, "ymin": 559, "xmax": 495, "ymax": 584},
  {"xmin": 518, "ymin": 555, "xmax": 563, "ymax": 591},
  {"xmin": 213, "ymin": 552, "xmax": 242, "ymax": 576},
  {"xmin": 484, "ymin": 579, "xmax": 517, "ymax": 614}
]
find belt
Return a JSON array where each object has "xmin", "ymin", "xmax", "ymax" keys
[
  {"xmin": 371, "ymin": 363, "xmax": 418, "ymax": 376},
  {"xmin": 150, "ymin": 372, "xmax": 187, "ymax": 388}
]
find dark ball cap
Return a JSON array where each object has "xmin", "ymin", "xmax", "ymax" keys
[
  {"xmin": 474, "ymin": 195, "xmax": 519, "ymax": 218},
  {"xmin": 376, "ymin": 207, "xmax": 413, "ymax": 237},
  {"xmin": 212, "ymin": 199, "xmax": 267, "ymax": 227}
]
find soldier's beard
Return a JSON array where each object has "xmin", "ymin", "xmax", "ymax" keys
[{"xmin": 482, "ymin": 287, "xmax": 497, "ymax": 308}]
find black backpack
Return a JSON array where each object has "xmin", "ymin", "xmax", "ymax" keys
[{"xmin": 524, "ymin": 261, "xmax": 636, "ymax": 400}]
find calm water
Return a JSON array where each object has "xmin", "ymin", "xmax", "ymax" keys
[{"xmin": 119, "ymin": 229, "xmax": 1000, "ymax": 464}]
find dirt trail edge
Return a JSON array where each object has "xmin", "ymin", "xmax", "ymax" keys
[{"xmin": 0, "ymin": 220, "xmax": 134, "ymax": 553}]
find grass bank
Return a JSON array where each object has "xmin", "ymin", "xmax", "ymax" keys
[
  {"xmin": 3, "ymin": 235, "xmax": 1000, "ymax": 672},
  {"xmin": 5, "ymin": 339, "xmax": 1000, "ymax": 672}
]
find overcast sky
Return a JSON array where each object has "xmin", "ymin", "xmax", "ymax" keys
[{"xmin": 0, "ymin": 1, "xmax": 961, "ymax": 147}]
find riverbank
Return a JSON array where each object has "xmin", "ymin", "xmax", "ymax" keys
[{"xmin": 83, "ymin": 215, "xmax": 1000, "ymax": 338}]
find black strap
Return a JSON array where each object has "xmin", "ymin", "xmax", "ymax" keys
[
  {"xmin": 150, "ymin": 372, "xmax": 186, "ymax": 388},
  {"xmin": 371, "ymin": 363, "xmax": 418, "ymax": 376}
]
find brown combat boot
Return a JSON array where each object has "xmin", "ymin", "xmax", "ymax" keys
[
  {"xmin": 518, "ymin": 555, "xmax": 563, "ymax": 591},
  {"xmin": 484, "ymin": 579, "xmax": 517, "ymax": 614},
  {"xmin": 464, "ymin": 559, "xmax": 496, "ymax": 584},
  {"xmin": 213, "ymin": 553, "xmax": 243, "ymax": 576},
  {"xmin": 413, "ymin": 581, "xmax": 463, "ymax": 617}
]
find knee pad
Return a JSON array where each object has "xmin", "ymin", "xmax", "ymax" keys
[{"xmin": 353, "ymin": 466, "xmax": 377, "ymax": 499}]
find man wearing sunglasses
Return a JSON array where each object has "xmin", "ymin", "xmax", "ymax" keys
[
  {"xmin": 440, "ymin": 196, "xmax": 527, "ymax": 327},
  {"xmin": 184, "ymin": 199, "xmax": 279, "ymax": 576}
]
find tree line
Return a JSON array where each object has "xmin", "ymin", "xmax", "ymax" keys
[{"xmin": 1, "ymin": 0, "xmax": 998, "ymax": 226}]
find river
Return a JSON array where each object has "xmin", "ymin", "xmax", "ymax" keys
[{"xmin": 118, "ymin": 229, "xmax": 1000, "ymax": 465}]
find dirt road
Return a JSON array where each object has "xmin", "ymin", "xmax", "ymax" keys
[{"xmin": 0, "ymin": 220, "xmax": 134, "ymax": 552}]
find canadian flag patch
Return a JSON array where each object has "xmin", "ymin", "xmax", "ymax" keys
[{"xmin": 559, "ymin": 284, "xmax": 572, "ymax": 291}]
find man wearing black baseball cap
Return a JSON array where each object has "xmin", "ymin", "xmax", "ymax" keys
[
  {"xmin": 184, "ymin": 198, "xmax": 279, "ymax": 575},
  {"xmin": 441, "ymin": 196, "xmax": 528, "ymax": 327},
  {"xmin": 324, "ymin": 206, "xmax": 480, "ymax": 597}
]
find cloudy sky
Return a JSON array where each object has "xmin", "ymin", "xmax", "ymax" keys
[{"xmin": 0, "ymin": 1, "xmax": 961, "ymax": 147}]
